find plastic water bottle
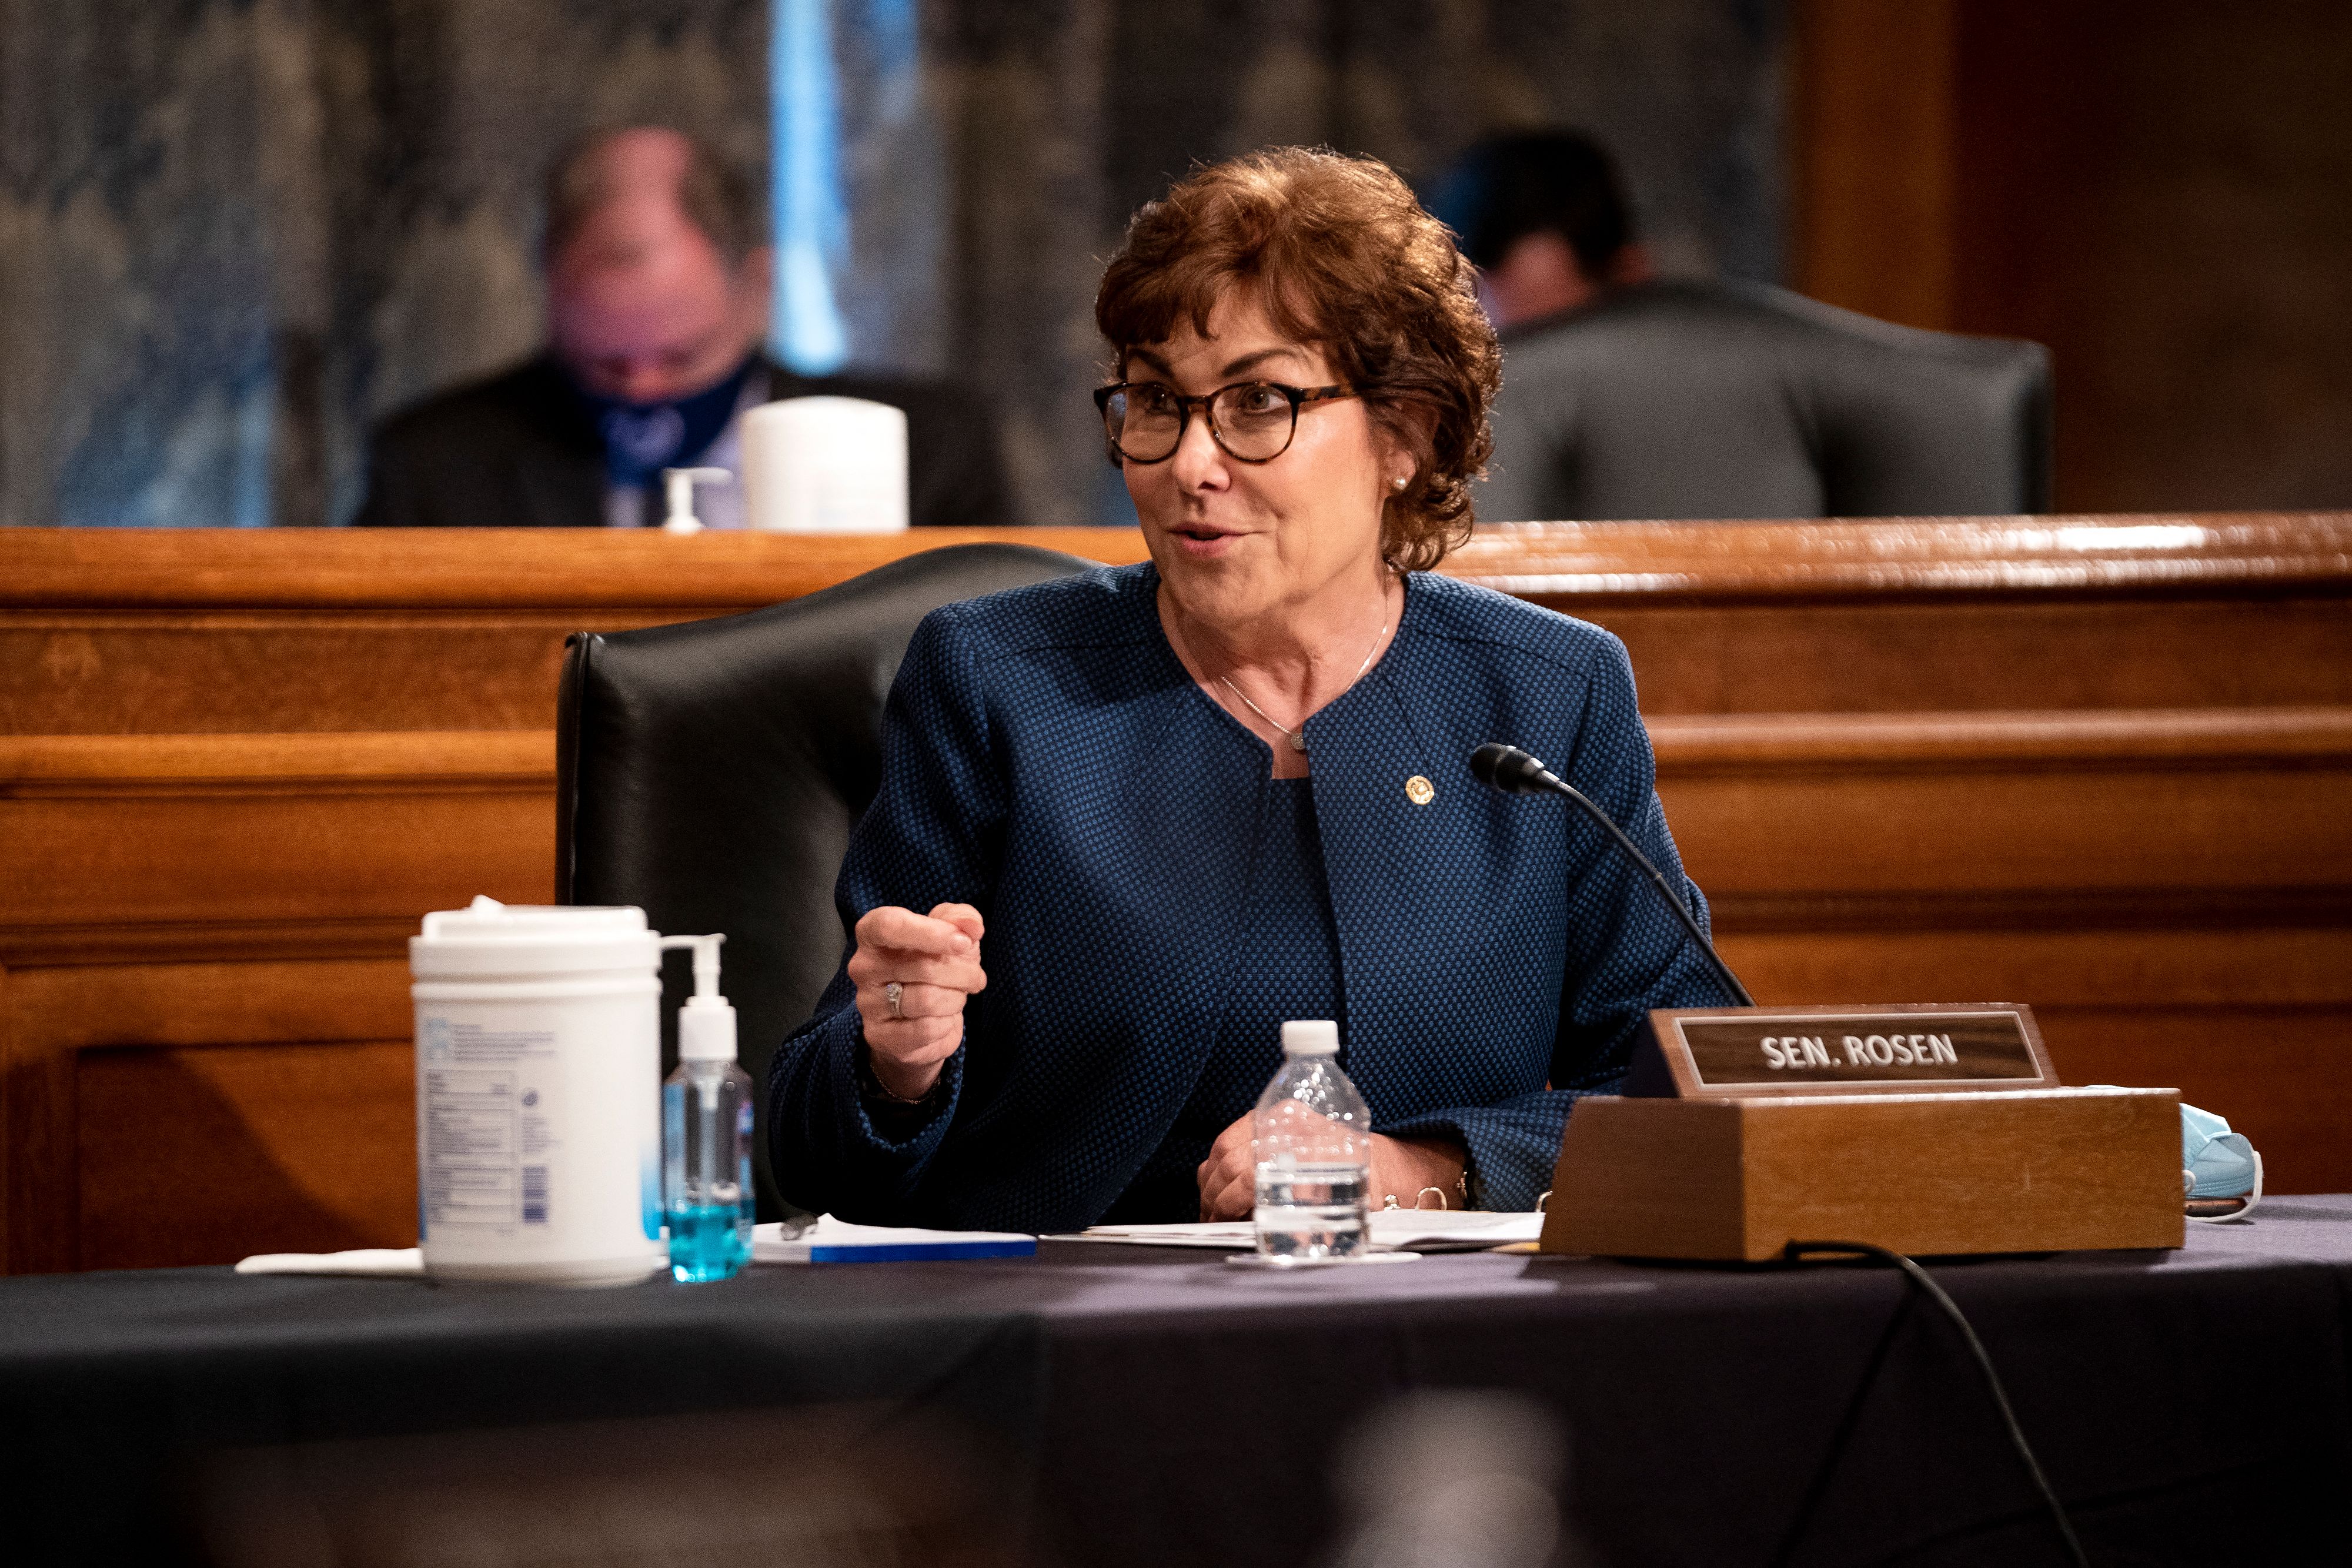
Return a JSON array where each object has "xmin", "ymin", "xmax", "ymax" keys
[
  {"xmin": 1253, "ymin": 1019, "xmax": 1372, "ymax": 1261},
  {"xmin": 660, "ymin": 935, "xmax": 754, "ymax": 1282}
]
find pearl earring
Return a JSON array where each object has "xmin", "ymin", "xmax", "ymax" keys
[{"xmin": 1391, "ymin": 476, "xmax": 1408, "ymax": 491}]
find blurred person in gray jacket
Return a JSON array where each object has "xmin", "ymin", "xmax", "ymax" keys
[{"xmin": 1432, "ymin": 131, "xmax": 2048, "ymax": 521}]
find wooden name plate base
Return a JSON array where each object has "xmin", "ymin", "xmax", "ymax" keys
[{"xmin": 1540, "ymin": 1005, "xmax": 2187, "ymax": 1261}]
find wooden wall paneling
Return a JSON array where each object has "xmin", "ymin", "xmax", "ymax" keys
[
  {"xmin": 3, "ymin": 958, "xmax": 413, "ymax": 1274},
  {"xmin": 1665, "ymin": 704, "xmax": 2352, "ymax": 1194},
  {"xmin": 1790, "ymin": 0, "xmax": 1958, "ymax": 328},
  {"xmin": 1585, "ymin": 597, "xmax": 2352, "ymax": 715},
  {"xmin": 1439, "ymin": 516, "xmax": 2352, "ymax": 598},
  {"xmin": 1722, "ymin": 927, "xmax": 2352, "ymax": 1195},
  {"xmin": 76, "ymin": 1038, "xmax": 416, "ymax": 1271},
  {"xmin": 1798, "ymin": 0, "xmax": 2352, "ymax": 510},
  {"xmin": 0, "ymin": 731, "xmax": 552, "ymax": 1271},
  {"xmin": 0, "ymin": 526, "xmax": 1155, "ymax": 613},
  {"xmin": 4, "ymin": 520, "xmax": 2348, "ymax": 1268},
  {"xmin": 0, "ymin": 733, "xmax": 556, "ymax": 937},
  {"xmin": 2025, "ymin": 1007, "xmax": 2352, "ymax": 1199},
  {"xmin": 13, "ymin": 594, "xmax": 2351, "ymax": 736},
  {"xmin": 1722, "ymin": 927, "xmax": 2352, "ymax": 1015},
  {"xmin": 1949, "ymin": 1, "xmax": 2352, "ymax": 512},
  {"xmin": 8, "ymin": 519, "xmax": 2349, "ymax": 735},
  {"xmin": 1670, "ymin": 763, "xmax": 2344, "ymax": 894},
  {"xmin": 1653, "ymin": 707, "xmax": 2352, "ymax": 899},
  {"xmin": 0, "ymin": 616, "xmax": 590, "ymax": 735},
  {"xmin": 6, "ymin": 517, "xmax": 2343, "ymax": 616}
]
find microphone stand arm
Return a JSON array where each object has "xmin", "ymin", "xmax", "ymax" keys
[{"xmin": 1528, "ymin": 765, "xmax": 1756, "ymax": 1009}]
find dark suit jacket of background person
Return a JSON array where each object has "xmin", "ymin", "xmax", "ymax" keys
[
  {"xmin": 1477, "ymin": 279, "xmax": 2050, "ymax": 522},
  {"xmin": 766, "ymin": 563, "xmax": 1726, "ymax": 1234},
  {"xmin": 353, "ymin": 353, "xmax": 1016, "ymax": 528}
]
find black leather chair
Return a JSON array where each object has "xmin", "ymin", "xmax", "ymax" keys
[
  {"xmin": 556, "ymin": 543, "xmax": 1098, "ymax": 1218},
  {"xmin": 1478, "ymin": 279, "xmax": 2052, "ymax": 521}
]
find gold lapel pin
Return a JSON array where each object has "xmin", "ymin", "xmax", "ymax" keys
[{"xmin": 1405, "ymin": 775, "xmax": 1435, "ymax": 805}]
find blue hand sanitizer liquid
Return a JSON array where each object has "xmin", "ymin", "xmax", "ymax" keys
[
  {"xmin": 662, "ymin": 1071, "xmax": 753, "ymax": 1282},
  {"xmin": 659, "ymin": 935, "xmax": 755, "ymax": 1283},
  {"xmin": 665, "ymin": 1201, "xmax": 749, "ymax": 1281}
]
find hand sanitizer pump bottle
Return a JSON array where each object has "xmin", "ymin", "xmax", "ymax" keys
[{"xmin": 660, "ymin": 935, "xmax": 754, "ymax": 1282}]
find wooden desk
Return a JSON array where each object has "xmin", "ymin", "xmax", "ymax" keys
[{"xmin": 5, "ymin": 516, "xmax": 2348, "ymax": 1271}]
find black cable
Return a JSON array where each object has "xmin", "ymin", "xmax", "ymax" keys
[
  {"xmin": 1469, "ymin": 743, "xmax": 1755, "ymax": 1006},
  {"xmin": 1768, "ymin": 1287, "xmax": 1917, "ymax": 1567},
  {"xmin": 1783, "ymin": 1241, "xmax": 2090, "ymax": 1567},
  {"xmin": 1544, "ymin": 772, "xmax": 1756, "ymax": 1008}
]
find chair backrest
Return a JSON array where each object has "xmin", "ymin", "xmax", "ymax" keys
[
  {"xmin": 1479, "ymin": 279, "xmax": 2052, "ymax": 521},
  {"xmin": 556, "ymin": 542, "xmax": 1098, "ymax": 1216}
]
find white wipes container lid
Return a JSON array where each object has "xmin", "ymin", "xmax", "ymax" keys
[
  {"xmin": 1281, "ymin": 1019, "xmax": 1341, "ymax": 1055},
  {"xmin": 410, "ymin": 896, "xmax": 660, "ymax": 979},
  {"xmin": 739, "ymin": 396, "xmax": 911, "ymax": 533}
]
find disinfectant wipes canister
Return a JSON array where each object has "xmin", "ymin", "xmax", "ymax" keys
[{"xmin": 410, "ymin": 897, "xmax": 664, "ymax": 1285}]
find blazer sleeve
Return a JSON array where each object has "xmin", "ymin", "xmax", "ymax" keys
[
  {"xmin": 1381, "ymin": 634, "xmax": 1727, "ymax": 1209},
  {"xmin": 764, "ymin": 607, "xmax": 1008, "ymax": 1221}
]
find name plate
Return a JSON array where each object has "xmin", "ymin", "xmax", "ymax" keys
[{"xmin": 1628, "ymin": 1004, "xmax": 2057, "ymax": 1098}]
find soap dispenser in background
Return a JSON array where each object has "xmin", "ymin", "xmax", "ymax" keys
[{"xmin": 660, "ymin": 934, "xmax": 754, "ymax": 1282}]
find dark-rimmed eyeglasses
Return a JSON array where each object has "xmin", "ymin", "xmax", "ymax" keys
[{"xmin": 1092, "ymin": 380, "xmax": 1362, "ymax": 465}]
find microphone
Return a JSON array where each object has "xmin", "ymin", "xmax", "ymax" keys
[{"xmin": 1470, "ymin": 743, "xmax": 1755, "ymax": 1008}]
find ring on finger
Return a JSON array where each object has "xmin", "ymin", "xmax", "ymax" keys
[{"xmin": 884, "ymin": 981, "xmax": 904, "ymax": 1019}]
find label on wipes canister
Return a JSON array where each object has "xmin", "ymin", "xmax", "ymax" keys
[
  {"xmin": 409, "ymin": 900, "xmax": 662, "ymax": 1283},
  {"xmin": 420, "ymin": 1019, "xmax": 556, "ymax": 1231}
]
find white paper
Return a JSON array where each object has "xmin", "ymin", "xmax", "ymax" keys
[
  {"xmin": 1053, "ymin": 1221, "xmax": 1258, "ymax": 1249},
  {"xmin": 1053, "ymin": 1211, "xmax": 1544, "ymax": 1252},
  {"xmin": 1368, "ymin": 1210, "xmax": 1545, "ymax": 1251},
  {"xmin": 751, "ymin": 1215, "xmax": 1035, "ymax": 1263},
  {"xmin": 234, "ymin": 1248, "xmax": 426, "ymax": 1277}
]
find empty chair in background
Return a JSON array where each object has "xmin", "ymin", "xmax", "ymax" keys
[{"xmin": 1436, "ymin": 132, "xmax": 2050, "ymax": 521}]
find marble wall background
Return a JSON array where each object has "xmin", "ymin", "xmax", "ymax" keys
[
  {"xmin": 0, "ymin": 0, "xmax": 768, "ymax": 529},
  {"xmin": 1, "ymin": 0, "xmax": 1782, "ymax": 529}
]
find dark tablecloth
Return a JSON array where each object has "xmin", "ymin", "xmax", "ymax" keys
[{"xmin": 5, "ymin": 1198, "xmax": 2350, "ymax": 1566}]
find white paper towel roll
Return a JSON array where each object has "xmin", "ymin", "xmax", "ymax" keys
[{"xmin": 739, "ymin": 396, "xmax": 910, "ymax": 533}]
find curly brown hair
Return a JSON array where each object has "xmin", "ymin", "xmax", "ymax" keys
[{"xmin": 1095, "ymin": 147, "xmax": 1502, "ymax": 571}]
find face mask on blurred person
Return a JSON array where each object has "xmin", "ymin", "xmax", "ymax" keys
[{"xmin": 571, "ymin": 354, "xmax": 755, "ymax": 490}]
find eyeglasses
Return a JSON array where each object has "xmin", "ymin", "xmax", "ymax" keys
[{"xmin": 1092, "ymin": 380, "xmax": 1362, "ymax": 465}]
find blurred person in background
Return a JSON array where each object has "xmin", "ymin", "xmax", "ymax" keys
[
  {"xmin": 1434, "ymin": 131, "xmax": 1653, "ymax": 335},
  {"xmin": 356, "ymin": 126, "xmax": 1011, "ymax": 530},
  {"xmin": 1435, "ymin": 128, "xmax": 2047, "ymax": 522}
]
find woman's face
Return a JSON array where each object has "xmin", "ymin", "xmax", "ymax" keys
[{"xmin": 1121, "ymin": 290, "xmax": 1401, "ymax": 632}]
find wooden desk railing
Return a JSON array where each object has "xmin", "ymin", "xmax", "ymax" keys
[{"xmin": 4, "ymin": 516, "xmax": 2349, "ymax": 1272}]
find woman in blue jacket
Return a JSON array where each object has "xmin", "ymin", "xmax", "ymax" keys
[{"xmin": 767, "ymin": 148, "xmax": 1726, "ymax": 1231}]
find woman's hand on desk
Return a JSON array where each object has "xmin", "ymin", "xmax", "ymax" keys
[
  {"xmin": 1195, "ymin": 1116, "xmax": 1469, "ymax": 1221},
  {"xmin": 848, "ymin": 903, "xmax": 988, "ymax": 1101}
]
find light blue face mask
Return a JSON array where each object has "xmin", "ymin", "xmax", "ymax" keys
[{"xmin": 2181, "ymin": 1102, "xmax": 2261, "ymax": 1222}]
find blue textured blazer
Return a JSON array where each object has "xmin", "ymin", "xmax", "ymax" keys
[{"xmin": 767, "ymin": 562, "xmax": 1723, "ymax": 1231}]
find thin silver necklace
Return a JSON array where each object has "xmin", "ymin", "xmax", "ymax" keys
[{"xmin": 1217, "ymin": 614, "xmax": 1390, "ymax": 754}]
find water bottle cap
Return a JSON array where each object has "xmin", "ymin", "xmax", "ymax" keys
[{"xmin": 1281, "ymin": 1019, "xmax": 1340, "ymax": 1055}]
